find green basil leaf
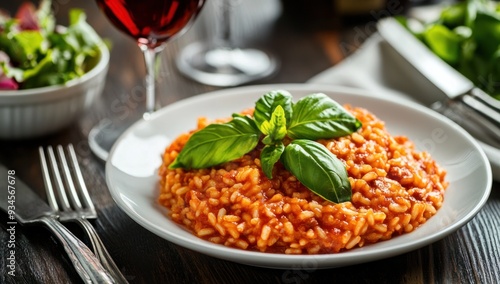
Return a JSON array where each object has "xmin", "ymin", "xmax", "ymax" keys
[
  {"xmin": 261, "ymin": 105, "xmax": 287, "ymax": 145},
  {"xmin": 254, "ymin": 90, "xmax": 293, "ymax": 131},
  {"xmin": 422, "ymin": 24, "xmax": 462, "ymax": 65},
  {"xmin": 169, "ymin": 116, "xmax": 260, "ymax": 169},
  {"xmin": 260, "ymin": 143, "xmax": 285, "ymax": 179},
  {"xmin": 288, "ymin": 93, "xmax": 361, "ymax": 140},
  {"xmin": 473, "ymin": 11, "xmax": 500, "ymax": 58},
  {"xmin": 281, "ymin": 139, "xmax": 351, "ymax": 203},
  {"xmin": 440, "ymin": 2, "xmax": 466, "ymax": 28}
]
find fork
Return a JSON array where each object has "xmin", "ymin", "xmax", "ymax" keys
[{"xmin": 39, "ymin": 144, "xmax": 128, "ymax": 284}]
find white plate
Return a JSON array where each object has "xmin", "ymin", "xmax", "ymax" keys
[{"xmin": 106, "ymin": 84, "xmax": 492, "ymax": 269}]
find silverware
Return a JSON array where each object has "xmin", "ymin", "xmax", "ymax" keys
[
  {"xmin": 39, "ymin": 145, "xmax": 129, "ymax": 283},
  {"xmin": 377, "ymin": 17, "xmax": 500, "ymax": 146},
  {"xmin": 0, "ymin": 164, "xmax": 114, "ymax": 283}
]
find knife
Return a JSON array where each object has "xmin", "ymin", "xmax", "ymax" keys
[
  {"xmin": 377, "ymin": 17, "xmax": 500, "ymax": 146},
  {"xmin": 0, "ymin": 164, "xmax": 115, "ymax": 283}
]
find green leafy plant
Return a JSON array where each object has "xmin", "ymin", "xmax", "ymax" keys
[
  {"xmin": 169, "ymin": 90, "xmax": 362, "ymax": 203},
  {"xmin": 398, "ymin": 0, "xmax": 500, "ymax": 100}
]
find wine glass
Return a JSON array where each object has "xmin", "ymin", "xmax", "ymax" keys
[
  {"xmin": 175, "ymin": 0, "xmax": 278, "ymax": 87},
  {"xmin": 89, "ymin": 0, "xmax": 206, "ymax": 161}
]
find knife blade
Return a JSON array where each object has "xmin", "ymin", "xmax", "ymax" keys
[
  {"xmin": 0, "ymin": 164, "xmax": 56, "ymax": 223},
  {"xmin": 0, "ymin": 164, "xmax": 115, "ymax": 283},
  {"xmin": 377, "ymin": 17, "xmax": 500, "ymax": 146}
]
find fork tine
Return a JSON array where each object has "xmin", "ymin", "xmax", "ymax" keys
[
  {"xmin": 57, "ymin": 145, "xmax": 84, "ymax": 211},
  {"xmin": 47, "ymin": 146, "xmax": 73, "ymax": 212},
  {"xmin": 67, "ymin": 144, "xmax": 96, "ymax": 214},
  {"xmin": 39, "ymin": 146, "xmax": 60, "ymax": 212}
]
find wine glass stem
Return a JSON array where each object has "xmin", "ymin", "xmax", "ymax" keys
[
  {"xmin": 214, "ymin": 0, "xmax": 233, "ymax": 50},
  {"xmin": 141, "ymin": 46, "xmax": 163, "ymax": 115},
  {"xmin": 219, "ymin": 0, "xmax": 232, "ymax": 49}
]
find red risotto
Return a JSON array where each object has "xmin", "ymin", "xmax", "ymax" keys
[{"xmin": 158, "ymin": 106, "xmax": 448, "ymax": 254}]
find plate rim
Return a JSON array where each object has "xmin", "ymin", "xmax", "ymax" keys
[{"xmin": 105, "ymin": 83, "xmax": 492, "ymax": 269}]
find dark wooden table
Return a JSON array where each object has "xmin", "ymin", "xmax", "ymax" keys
[{"xmin": 1, "ymin": 1, "xmax": 499, "ymax": 283}]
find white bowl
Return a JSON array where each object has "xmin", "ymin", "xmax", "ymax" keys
[{"xmin": 0, "ymin": 43, "xmax": 109, "ymax": 139}]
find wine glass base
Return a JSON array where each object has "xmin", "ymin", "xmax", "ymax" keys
[
  {"xmin": 176, "ymin": 42, "xmax": 278, "ymax": 87},
  {"xmin": 88, "ymin": 118, "xmax": 136, "ymax": 161}
]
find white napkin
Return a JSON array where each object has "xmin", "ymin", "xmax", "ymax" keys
[{"xmin": 308, "ymin": 33, "xmax": 500, "ymax": 181}]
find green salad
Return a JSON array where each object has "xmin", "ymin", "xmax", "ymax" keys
[
  {"xmin": 398, "ymin": 0, "xmax": 500, "ymax": 100},
  {"xmin": 0, "ymin": 0, "xmax": 105, "ymax": 90}
]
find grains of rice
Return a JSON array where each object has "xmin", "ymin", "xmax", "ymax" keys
[{"xmin": 158, "ymin": 106, "xmax": 448, "ymax": 254}]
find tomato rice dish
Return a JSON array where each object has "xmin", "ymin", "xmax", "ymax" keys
[{"xmin": 158, "ymin": 106, "xmax": 448, "ymax": 254}]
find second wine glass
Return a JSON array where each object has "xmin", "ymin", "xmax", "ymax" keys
[
  {"xmin": 176, "ymin": 0, "xmax": 278, "ymax": 87},
  {"xmin": 89, "ymin": 0, "xmax": 206, "ymax": 161}
]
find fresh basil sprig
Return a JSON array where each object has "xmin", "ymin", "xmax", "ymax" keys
[
  {"xmin": 169, "ymin": 115, "xmax": 260, "ymax": 169},
  {"xmin": 254, "ymin": 90, "xmax": 293, "ymax": 129},
  {"xmin": 169, "ymin": 90, "xmax": 362, "ymax": 203},
  {"xmin": 288, "ymin": 93, "xmax": 362, "ymax": 140},
  {"xmin": 282, "ymin": 139, "xmax": 351, "ymax": 203}
]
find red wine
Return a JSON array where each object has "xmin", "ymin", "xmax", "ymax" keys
[{"xmin": 96, "ymin": 0, "xmax": 205, "ymax": 48}]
